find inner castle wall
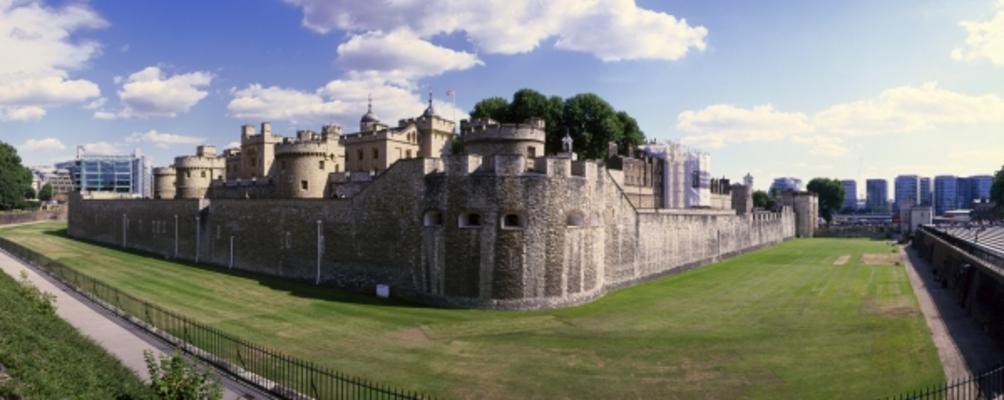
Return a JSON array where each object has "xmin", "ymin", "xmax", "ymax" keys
[{"xmin": 68, "ymin": 156, "xmax": 799, "ymax": 310}]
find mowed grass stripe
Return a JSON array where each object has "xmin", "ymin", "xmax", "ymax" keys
[{"xmin": 0, "ymin": 222, "xmax": 942, "ymax": 399}]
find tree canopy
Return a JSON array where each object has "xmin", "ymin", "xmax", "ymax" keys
[
  {"xmin": 991, "ymin": 165, "xmax": 1004, "ymax": 216},
  {"xmin": 806, "ymin": 178, "xmax": 846, "ymax": 223},
  {"xmin": 469, "ymin": 89, "xmax": 645, "ymax": 159},
  {"xmin": 39, "ymin": 183, "xmax": 53, "ymax": 202},
  {"xmin": 752, "ymin": 190, "xmax": 775, "ymax": 210},
  {"xmin": 0, "ymin": 141, "xmax": 33, "ymax": 210}
]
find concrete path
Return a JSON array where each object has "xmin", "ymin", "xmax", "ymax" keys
[
  {"xmin": 0, "ymin": 249, "xmax": 269, "ymax": 399},
  {"xmin": 900, "ymin": 245, "xmax": 1003, "ymax": 381}
]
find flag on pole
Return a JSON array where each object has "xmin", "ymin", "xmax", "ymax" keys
[{"xmin": 446, "ymin": 89, "xmax": 455, "ymax": 97}]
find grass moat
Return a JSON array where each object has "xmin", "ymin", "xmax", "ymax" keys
[{"xmin": 0, "ymin": 222, "xmax": 942, "ymax": 399}]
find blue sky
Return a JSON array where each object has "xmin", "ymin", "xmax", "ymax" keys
[{"xmin": 2, "ymin": 0, "xmax": 1003, "ymax": 196}]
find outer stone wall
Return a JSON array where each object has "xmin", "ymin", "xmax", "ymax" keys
[{"xmin": 68, "ymin": 156, "xmax": 800, "ymax": 310}]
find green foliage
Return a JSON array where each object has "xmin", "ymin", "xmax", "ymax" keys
[
  {"xmin": 38, "ymin": 183, "xmax": 53, "ymax": 202},
  {"xmin": 807, "ymin": 178, "xmax": 846, "ymax": 223},
  {"xmin": 16, "ymin": 270, "xmax": 56, "ymax": 315},
  {"xmin": 991, "ymin": 165, "xmax": 1004, "ymax": 216},
  {"xmin": 0, "ymin": 223, "xmax": 944, "ymax": 399},
  {"xmin": 144, "ymin": 351, "xmax": 221, "ymax": 400},
  {"xmin": 449, "ymin": 136, "xmax": 464, "ymax": 155},
  {"xmin": 469, "ymin": 96, "xmax": 510, "ymax": 121},
  {"xmin": 0, "ymin": 141, "xmax": 33, "ymax": 210},
  {"xmin": 0, "ymin": 266, "xmax": 152, "ymax": 399},
  {"xmin": 752, "ymin": 190, "xmax": 775, "ymax": 210},
  {"xmin": 469, "ymin": 89, "xmax": 645, "ymax": 159}
]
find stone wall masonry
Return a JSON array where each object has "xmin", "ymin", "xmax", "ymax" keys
[{"xmin": 68, "ymin": 156, "xmax": 800, "ymax": 310}]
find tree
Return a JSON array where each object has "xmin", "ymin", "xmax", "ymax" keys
[
  {"xmin": 38, "ymin": 183, "xmax": 53, "ymax": 202},
  {"xmin": 144, "ymin": 350, "xmax": 222, "ymax": 400},
  {"xmin": 752, "ymin": 190, "xmax": 775, "ymax": 210},
  {"xmin": 468, "ymin": 90, "xmax": 645, "ymax": 159},
  {"xmin": 0, "ymin": 141, "xmax": 33, "ymax": 210},
  {"xmin": 806, "ymin": 178, "xmax": 846, "ymax": 223},
  {"xmin": 469, "ymin": 96, "xmax": 510, "ymax": 121},
  {"xmin": 991, "ymin": 165, "xmax": 1004, "ymax": 217}
]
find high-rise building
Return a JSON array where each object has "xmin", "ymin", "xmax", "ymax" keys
[
  {"xmin": 866, "ymin": 179, "xmax": 888, "ymax": 212},
  {"xmin": 919, "ymin": 177, "xmax": 932, "ymax": 206},
  {"xmin": 769, "ymin": 177, "xmax": 802, "ymax": 195},
  {"xmin": 969, "ymin": 175, "xmax": 993, "ymax": 202},
  {"xmin": 894, "ymin": 175, "xmax": 920, "ymax": 211},
  {"xmin": 841, "ymin": 179, "xmax": 857, "ymax": 210},
  {"xmin": 934, "ymin": 175, "xmax": 958, "ymax": 215},
  {"xmin": 956, "ymin": 177, "xmax": 973, "ymax": 209}
]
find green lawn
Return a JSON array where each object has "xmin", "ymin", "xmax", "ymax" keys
[
  {"xmin": 0, "ymin": 222, "xmax": 942, "ymax": 399},
  {"xmin": 0, "ymin": 254, "xmax": 153, "ymax": 399}
]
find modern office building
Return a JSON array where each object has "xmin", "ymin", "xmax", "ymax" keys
[
  {"xmin": 956, "ymin": 177, "xmax": 973, "ymax": 209},
  {"xmin": 866, "ymin": 179, "xmax": 889, "ymax": 212},
  {"xmin": 934, "ymin": 175, "xmax": 958, "ymax": 215},
  {"xmin": 63, "ymin": 148, "xmax": 151, "ymax": 197},
  {"xmin": 841, "ymin": 179, "xmax": 857, "ymax": 210},
  {"xmin": 969, "ymin": 175, "xmax": 993, "ymax": 202},
  {"xmin": 919, "ymin": 177, "xmax": 932, "ymax": 206},
  {"xmin": 894, "ymin": 175, "xmax": 920, "ymax": 211},
  {"xmin": 770, "ymin": 177, "xmax": 802, "ymax": 195}
]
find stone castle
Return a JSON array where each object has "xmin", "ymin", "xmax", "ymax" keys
[{"xmin": 69, "ymin": 99, "xmax": 818, "ymax": 309}]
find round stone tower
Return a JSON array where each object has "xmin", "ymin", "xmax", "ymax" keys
[
  {"xmin": 274, "ymin": 128, "xmax": 343, "ymax": 198},
  {"xmin": 174, "ymin": 145, "xmax": 225, "ymax": 199},
  {"xmin": 152, "ymin": 167, "xmax": 176, "ymax": 199},
  {"xmin": 460, "ymin": 117, "xmax": 545, "ymax": 159}
]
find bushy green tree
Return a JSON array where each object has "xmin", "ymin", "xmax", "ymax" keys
[
  {"xmin": 807, "ymin": 178, "xmax": 846, "ymax": 223},
  {"xmin": 468, "ymin": 90, "xmax": 645, "ymax": 159},
  {"xmin": 991, "ymin": 165, "xmax": 1004, "ymax": 217},
  {"xmin": 38, "ymin": 183, "xmax": 53, "ymax": 202},
  {"xmin": 752, "ymin": 190, "xmax": 775, "ymax": 210},
  {"xmin": 0, "ymin": 141, "xmax": 33, "ymax": 210},
  {"xmin": 144, "ymin": 350, "xmax": 222, "ymax": 400}
]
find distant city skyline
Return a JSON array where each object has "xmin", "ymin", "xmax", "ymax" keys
[{"xmin": 2, "ymin": 0, "xmax": 1003, "ymax": 191}]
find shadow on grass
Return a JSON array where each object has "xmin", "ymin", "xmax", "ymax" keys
[{"xmin": 39, "ymin": 227, "xmax": 436, "ymax": 310}]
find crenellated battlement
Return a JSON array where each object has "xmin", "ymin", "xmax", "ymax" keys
[
  {"xmin": 153, "ymin": 166, "xmax": 176, "ymax": 176},
  {"xmin": 460, "ymin": 117, "xmax": 545, "ymax": 142},
  {"xmin": 174, "ymin": 155, "xmax": 225, "ymax": 169}
]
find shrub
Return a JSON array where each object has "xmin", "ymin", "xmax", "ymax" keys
[{"xmin": 144, "ymin": 351, "xmax": 222, "ymax": 400}]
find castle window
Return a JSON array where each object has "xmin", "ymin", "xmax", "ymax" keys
[
  {"xmin": 423, "ymin": 210, "xmax": 443, "ymax": 227},
  {"xmin": 358, "ymin": 150, "xmax": 364, "ymax": 160},
  {"xmin": 281, "ymin": 161, "xmax": 286, "ymax": 171},
  {"xmin": 319, "ymin": 160, "xmax": 325, "ymax": 170},
  {"xmin": 566, "ymin": 211, "xmax": 584, "ymax": 227},
  {"xmin": 372, "ymin": 148, "xmax": 379, "ymax": 160},
  {"xmin": 186, "ymin": 171, "xmax": 191, "ymax": 178},
  {"xmin": 528, "ymin": 146, "xmax": 536, "ymax": 158},
  {"xmin": 406, "ymin": 150, "xmax": 412, "ymax": 159},
  {"xmin": 201, "ymin": 170, "xmax": 206, "ymax": 178},
  {"xmin": 301, "ymin": 180, "xmax": 309, "ymax": 191},
  {"xmin": 335, "ymin": 164, "xmax": 340, "ymax": 172},
  {"xmin": 459, "ymin": 212, "xmax": 482, "ymax": 228},
  {"xmin": 501, "ymin": 213, "xmax": 526, "ymax": 230}
]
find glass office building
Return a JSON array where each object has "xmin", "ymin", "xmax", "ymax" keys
[
  {"xmin": 63, "ymin": 151, "xmax": 151, "ymax": 196},
  {"xmin": 934, "ymin": 175, "xmax": 958, "ymax": 215},
  {"xmin": 919, "ymin": 177, "xmax": 932, "ymax": 206},
  {"xmin": 894, "ymin": 175, "xmax": 919, "ymax": 211},
  {"xmin": 866, "ymin": 179, "xmax": 888, "ymax": 212}
]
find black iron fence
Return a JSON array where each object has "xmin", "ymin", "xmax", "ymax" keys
[
  {"xmin": 0, "ymin": 237, "xmax": 432, "ymax": 400},
  {"xmin": 883, "ymin": 365, "xmax": 1004, "ymax": 400}
]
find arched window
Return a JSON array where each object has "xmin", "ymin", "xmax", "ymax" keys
[
  {"xmin": 423, "ymin": 210, "xmax": 443, "ymax": 227},
  {"xmin": 459, "ymin": 212, "xmax": 482, "ymax": 228},
  {"xmin": 566, "ymin": 211, "xmax": 584, "ymax": 227},
  {"xmin": 501, "ymin": 213, "xmax": 526, "ymax": 229}
]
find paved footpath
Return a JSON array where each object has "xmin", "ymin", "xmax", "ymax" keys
[
  {"xmin": 900, "ymin": 245, "xmax": 1002, "ymax": 381},
  {"xmin": 0, "ymin": 249, "xmax": 269, "ymax": 399}
]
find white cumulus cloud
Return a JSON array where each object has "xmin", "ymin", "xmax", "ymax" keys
[
  {"xmin": 678, "ymin": 82, "xmax": 1004, "ymax": 157},
  {"xmin": 126, "ymin": 130, "xmax": 204, "ymax": 149},
  {"xmin": 283, "ymin": 0, "xmax": 707, "ymax": 62},
  {"xmin": 0, "ymin": 0, "xmax": 105, "ymax": 120},
  {"xmin": 80, "ymin": 141, "xmax": 122, "ymax": 155},
  {"xmin": 19, "ymin": 137, "xmax": 65, "ymax": 152},
  {"xmin": 336, "ymin": 30, "xmax": 483, "ymax": 84},
  {"xmin": 677, "ymin": 104, "xmax": 812, "ymax": 149},
  {"xmin": 99, "ymin": 66, "xmax": 213, "ymax": 118},
  {"xmin": 952, "ymin": 0, "xmax": 1004, "ymax": 66}
]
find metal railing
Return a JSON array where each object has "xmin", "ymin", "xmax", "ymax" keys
[
  {"xmin": 0, "ymin": 236, "xmax": 432, "ymax": 400},
  {"xmin": 920, "ymin": 226, "xmax": 1004, "ymax": 269},
  {"xmin": 883, "ymin": 365, "xmax": 1004, "ymax": 400}
]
